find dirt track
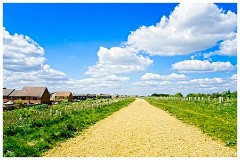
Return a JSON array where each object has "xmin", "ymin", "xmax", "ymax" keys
[{"xmin": 44, "ymin": 98, "xmax": 236, "ymax": 157}]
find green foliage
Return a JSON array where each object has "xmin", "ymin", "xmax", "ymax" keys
[
  {"xmin": 145, "ymin": 97, "xmax": 237, "ymax": 149},
  {"xmin": 16, "ymin": 99, "xmax": 24, "ymax": 109},
  {"xmin": 151, "ymin": 90, "xmax": 237, "ymax": 99},
  {"xmin": 174, "ymin": 92, "xmax": 183, "ymax": 97},
  {"xmin": 186, "ymin": 90, "xmax": 237, "ymax": 99},
  {"xmin": 151, "ymin": 93, "xmax": 170, "ymax": 97},
  {"xmin": 27, "ymin": 104, "xmax": 48, "ymax": 109},
  {"xmin": 60, "ymin": 99, "xmax": 68, "ymax": 105},
  {"xmin": 3, "ymin": 98, "xmax": 135, "ymax": 157}
]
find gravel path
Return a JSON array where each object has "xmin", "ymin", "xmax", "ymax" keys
[{"xmin": 43, "ymin": 98, "xmax": 236, "ymax": 157}]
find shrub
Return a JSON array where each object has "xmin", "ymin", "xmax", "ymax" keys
[{"xmin": 16, "ymin": 99, "xmax": 24, "ymax": 109}]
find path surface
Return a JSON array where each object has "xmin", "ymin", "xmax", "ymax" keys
[{"xmin": 44, "ymin": 99, "xmax": 236, "ymax": 157}]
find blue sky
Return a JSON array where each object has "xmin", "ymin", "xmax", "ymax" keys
[{"xmin": 3, "ymin": 3, "xmax": 237, "ymax": 96}]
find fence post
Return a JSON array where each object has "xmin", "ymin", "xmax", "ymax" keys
[{"xmin": 219, "ymin": 97, "xmax": 224, "ymax": 103}]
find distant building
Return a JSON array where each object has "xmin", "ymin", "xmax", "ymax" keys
[
  {"xmin": 55, "ymin": 91, "xmax": 73, "ymax": 102},
  {"xmin": 100, "ymin": 94, "xmax": 112, "ymax": 99},
  {"xmin": 87, "ymin": 94, "xmax": 97, "ymax": 99},
  {"xmin": 9, "ymin": 86, "xmax": 50, "ymax": 104},
  {"xmin": 111, "ymin": 94, "xmax": 119, "ymax": 99},
  {"xmin": 50, "ymin": 92, "xmax": 57, "ymax": 101},
  {"xmin": 73, "ymin": 94, "xmax": 87, "ymax": 101}
]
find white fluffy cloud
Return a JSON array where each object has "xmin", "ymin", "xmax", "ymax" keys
[
  {"xmin": 85, "ymin": 46, "xmax": 153, "ymax": 77},
  {"xmin": 230, "ymin": 74, "xmax": 237, "ymax": 80},
  {"xmin": 3, "ymin": 28, "xmax": 45, "ymax": 72},
  {"xmin": 172, "ymin": 60, "xmax": 234, "ymax": 73},
  {"xmin": 204, "ymin": 33, "xmax": 237, "ymax": 58},
  {"xmin": 3, "ymin": 28, "xmax": 131, "ymax": 93},
  {"xmin": 134, "ymin": 74, "xmax": 236, "ymax": 95},
  {"xmin": 218, "ymin": 35, "xmax": 237, "ymax": 56},
  {"xmin": 177, "ymin": 78, "xmax": 225, "ymax": 85},
  {"xmin": 65, "ymin": 74, "xmax": 129, "ymax": 92},
  {"xmin": 3, "ymin": 28, "xmax": 69, "ymax": 89},
  {"xmin": 141, "ymin": 73, "xmax": 187, "ymax": 81},
  {"xmin": 127, "ymin": 3, "xmax": 237, "ymax": 56}
]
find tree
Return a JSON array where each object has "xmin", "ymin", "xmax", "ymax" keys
[
  {"xmin": 231, "ymin": 91, "xmax": 237, "ymax": 98},
  {"xmin": 174, "ymin": 92, "xmax": 183, "ymax": 98}
]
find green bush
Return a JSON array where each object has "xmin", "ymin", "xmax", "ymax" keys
[{"xmin": 16, "ymin": 99, "xmax": 24, "ymax": 109}]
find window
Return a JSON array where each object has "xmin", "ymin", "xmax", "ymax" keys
[
  {"xmin": 33, "ymin": 97, "xmax": 37, "ymax": 100},
  {"xmin": 21, "ymin": 97, "xmax": 25, "ymax": 100}
]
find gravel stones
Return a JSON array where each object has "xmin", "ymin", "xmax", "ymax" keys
[{"xmin": 44, "ymin": 98, "xmax": 236, "ymax": 157}]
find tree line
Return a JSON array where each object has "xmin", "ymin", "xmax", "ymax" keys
[{"xmin": 151, "ymin": 90, "xmax": 237, "ymax": 98}]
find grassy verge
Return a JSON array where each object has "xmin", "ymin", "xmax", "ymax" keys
[
  {"xmin": 3, "ymin": 98, "xmax": 135, "ymax": 157},
  {"xmin": 145, "ymin": 97, "xmax": 237, "ymax": 148}
]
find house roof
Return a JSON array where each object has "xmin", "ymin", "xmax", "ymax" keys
[
  {"xmin": 9, "ymin": 87, "xmax": 48, "ymax": 97},
  {"xmin": 73, "ymin": 94, "xmax": 87, "ymax": 96},
  {"xmin": 3, "ymin": 89, "xmax": 15, "ymax": 96},
  {"xmin": 55, "ymin": 92, "xmax": 72, "ymax": 97}
]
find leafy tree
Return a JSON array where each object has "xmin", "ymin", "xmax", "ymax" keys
[{"xmin": 174, "ymin": 92, "xmax": 183, "ymax": 97}]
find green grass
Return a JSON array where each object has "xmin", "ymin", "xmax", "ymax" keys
[
  {"xmin": 145, "ymin": 97, "xmax": 237, "ymax": 148},
  {"xmin": 3, "ymin": 98, "xmax": 135, "ymax": 157}
]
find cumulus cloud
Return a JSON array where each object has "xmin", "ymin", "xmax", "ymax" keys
[
  {"xmin": 3, "ymin": 28, "xmax": 69, "ymax": 88},
  {"xmin": 3, "ymin": 28, "xmax": 131, "ymax": 93},
  {"xmin": 141, "ymin": 73, "xmax": 187, "ymax": 81},
  {"xmin": 177, "ymin": 78, "xmax": 225, "ymax": 85},
  {"xmin": 134, "ymin": 74, "xmax": 236, "ymax": 95},
  {"xmin": 172, "ymin": 60, "xmax": 234, "ymax": 73},
  {"xmin": 3, "ymin": 28, "xmax": 44, "ymax": 56},
  {"xmin": 3, "ymin": 28, "xmax": 46, "ymax": 72},
  {"xmin": 66, "ymin": 74, "xmax": 129, "ymax": 91},
  {"xmin": 85, "ymin": 46, "xmax": 153, "ymax": 77},
  {"xmin": 230, "ymin": 74, "xmax": 237, "ymax": 80},
  {"xmin": 204, "ymin": 33, "xmax": 237, "ymax": 58},
  {"xmin": 127, "ymin": 3, "xmax": 237, "ymax": 56},
  {"xmin": 218, "ymin": 35, "xmax": 237, "ymax": 56}
]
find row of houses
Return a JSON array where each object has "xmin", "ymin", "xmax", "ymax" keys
[
  {"xmin": 3, "ymin": 87, "xmax": 51, "ymax": 105},
  {"xmin": 3, "ymin": 86, "xmax": 131, "ymax": 105}
]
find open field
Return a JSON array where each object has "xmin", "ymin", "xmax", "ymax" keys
[
  {"xmin": 3, "ymin": 98, "xmax": 135, "ymax": 157},
  {"xmin": 44, "ymin": 98, "xmax": 236, "ymax": 157},
  {"xmin": 145, "ymin": 97, "xmax": 237, "ymax": 149}
]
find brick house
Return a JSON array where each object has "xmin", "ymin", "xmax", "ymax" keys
[
  {"xmin": 3, "ymin": 88, "xmax": 15, "ymax": 103},
  {"xmin": 9, "ymin": 87, "xmax": 50, "ymax": 105},
  {"xmin": 55, "ymin": 92, "xmax": 73, "ymax": 102}
]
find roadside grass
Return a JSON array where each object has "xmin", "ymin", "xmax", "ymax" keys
[
  {"xmin": 3, "ymin": 98, "xmax": 135, "ymax": 157},
  {"xmin": 145, "ymin": 97, "xmax": 237, "ymax": 149}
]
